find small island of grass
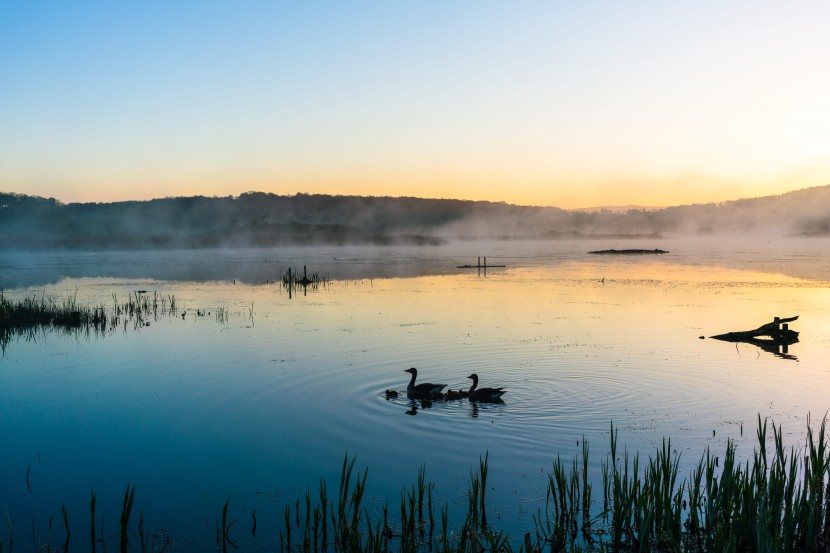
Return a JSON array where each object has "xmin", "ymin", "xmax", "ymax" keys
[{"xmin": 588, "ymin": 248, "xmax": 669, "ymax": 255}]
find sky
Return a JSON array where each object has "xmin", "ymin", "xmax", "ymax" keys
[{"xmin": 1, "ymin": 1, "xmax": 829, "ymax": 209}]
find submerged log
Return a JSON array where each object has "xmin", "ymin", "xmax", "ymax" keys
[
  {"xmin": 456, "ymin": 256, "xmax": 506, "ymax": 269},
  {"xmin": 710, "ymin": 316, "xmax": 799, "ymax": 344},
  {"xmin": 588, "ymin": 249, "xmax": 668, "ymax": 255}
]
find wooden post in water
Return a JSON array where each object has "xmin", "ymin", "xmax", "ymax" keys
[
  {"xmin": 484, "ymin": 257, "xmax": 487, "ymax": 268},
  {"xmin": 304, "ymin": 265, "xmax": 307, "ymax": 280},
  {"xmin": 478, "ymin": 256, "xmax": 481, "ymax": 268}
]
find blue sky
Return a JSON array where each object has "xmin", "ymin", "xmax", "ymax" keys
[{"xmin": 2, "ymin": 1, "xmax": 829, "ymax": 207}]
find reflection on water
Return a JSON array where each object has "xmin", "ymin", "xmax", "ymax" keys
[
  {"xmin": 3, "ymin": 236, "xmax": 830, "ymax": 289},
  {"xmin": 281, "ymin": 265, "xmax": 330, "ymax": 299},
  {"xmin": 393, "ymin": 396, "xmax": 506, "ymax": 418},
  {"xmin": 712, "ymin": 335, "xmax": 799, "ymax": 361},
  {"xmin": 1, "ymin": 239, "xmax": 830, "ymax": 549},
  {"xmin": 0, "ymin": 290, "xmax": 168, "ymax": 354},
  {"xmin": 709, "ymin": 315, "xmax": 801, "ymax": 361}
]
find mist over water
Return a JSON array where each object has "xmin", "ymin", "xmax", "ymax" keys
[
  {"xmin": 2, "ymin": 235, "xmax": 829, "ymax": 289},
  {"xmin": 1, "ymin": 237, "xmax": 830, "ymax": 549},
  {"xmin": 3, "ymin": 187, "xmax": 830, "ymax": 253}
]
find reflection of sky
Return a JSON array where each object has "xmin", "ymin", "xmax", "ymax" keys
[
  {"xmin": 3, "ymin": 238, "xmax": 830, "ymax": 289},
  {"xmin": 2, "ymin": 2, "xmax": 829, "ymax": 207},
  {"xmin": 2, "ymin": 246, "xmax": 830, "ymax": 549}
]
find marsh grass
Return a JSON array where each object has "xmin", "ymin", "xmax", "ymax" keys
[
  {"xmin": 139, "ymin": 509, "xmax": 145, "ymax": 553},
  {"xmin": 270, "ymin": 418, "xmax": 830, "ymax": 553},
  {"xmin": 5, "ymin": 513, "xmax": 12, "ymax": 553},
  {"xmin": 531, "ymin": 417, "xmax": 830, "ymax": 552},
  {"xmin": 0, "ymin": 285, "xmax": 299, "ymax": 352},
  {"xmin": 5, "ymin": 417, "xmax": 830, "ymax": 552},
  {"xmin": 0, "ymin": 290, "xmax": 254, "ymax": 353},
  {"xmin": 61, "ymin": 504, "xmax": 70, "ymax": 549},
  {"xmin": 281, "ymin": 266, "xmax": 330, "ymax": 295},
  {"xmin": 219, "ymin": 499, "xmax": 238, "ymax": 552},
  {"xmin": 120, "ymin": 484, "xmax": 135, "ymax": 553},
  {"xmin": 90, "ymin": 489, "xmax": 97, "ymax": 552},
  {"xmin": 0, "ymin": 290, "xmax": 163, "ymax": 353}
]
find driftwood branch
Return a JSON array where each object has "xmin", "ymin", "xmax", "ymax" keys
[{"xmin": 710, "ymin": 316, "xmax": 799, "ymax": 343}]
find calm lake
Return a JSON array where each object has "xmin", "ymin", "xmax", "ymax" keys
[{"xmin": 2, "ymin": 237, "xmax": 829, "ymax": 550}]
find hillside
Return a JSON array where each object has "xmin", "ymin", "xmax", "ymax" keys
[{"xmin": 1, "ymin": 186, "xmax": 829, "ymax": 250}]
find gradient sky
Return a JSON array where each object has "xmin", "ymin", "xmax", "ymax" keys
[{"xmin": 1, "ymin": 1, "xmax": 828, "ymax": 208}]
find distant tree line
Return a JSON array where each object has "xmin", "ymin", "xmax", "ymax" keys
[{"xmin": 1, "ymin": 186, "xmax": 829, "ymax": 250}]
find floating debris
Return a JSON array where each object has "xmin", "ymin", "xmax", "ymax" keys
[
  {"xmin": 457, "ymin": 256, "xmax": 506, "ymax": 269},
  {"xmin": 588, "ymin": 249, "xmax": 668, "ymax": 255},
  {"xmin": 711, "ymin": 315, "xmax": 799, "ymax": 343},
  {"xmin": 710, "ymin": 315, "xmax": 799, "ymax": 360}
]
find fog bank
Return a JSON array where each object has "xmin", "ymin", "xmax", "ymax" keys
[{"xmin": 1, "ymin": 186, "xmax": 829, "ymax": 251}]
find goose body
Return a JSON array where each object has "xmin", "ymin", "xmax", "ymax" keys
[
  {"xmin": 404, "ymin": 368, "xmax": 447, "ymax": 399},
  {"xmin": 467, "ymin": 373, "xmax": 506, "ymax": 402}
]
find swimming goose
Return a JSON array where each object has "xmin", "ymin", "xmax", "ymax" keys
[
  {"xmin": 404, "ymin": 368, "xmax": 447, "ymax": 399},
  {"xmin": 467, "ymin": 373, "xmax": 506, "ymax": 402}
]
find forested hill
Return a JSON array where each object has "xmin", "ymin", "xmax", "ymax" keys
[{"xmin": 1, "ymin": 186, "xmax": 829, "ymax": 250}]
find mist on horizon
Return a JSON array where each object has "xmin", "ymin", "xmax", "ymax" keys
[{"xmin": 2, "ymin": 187, "xmax": 830, "ymax": 254}]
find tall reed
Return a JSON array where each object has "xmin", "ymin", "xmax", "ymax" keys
[
  {"xmin": 120, "ymin": 484, "xmax": 135, "ymax": 553},
  {"xmin": 7, "ymin": 417, "xmax": 830, "ymax": 552},
  {"xmin": 220, "ymin": 499, "xmax": 237, "ymax": 552},
  {"xmin": 90, "ymin": 489, "xmax": 97, "ymax": 553}
]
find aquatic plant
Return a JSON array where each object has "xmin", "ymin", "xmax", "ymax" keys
[
  {"xmin": 90, "ymin": 489, "xmax": 97, "ymax": 552},
  {"xmin": 0, "ymin": 291, "xmax": 113, "ymax": 353},
  {"xmin": 267, "ymin": 418, "xmax": 829, "ymax": 552},
  {"xmin": 0, "ymin": 290, "xmax": 257, "ymax": 354},
  {"xmin": 6, "ymin": 417, "xmax": 830, "ymax": 552},
  {"xmin": 139, "ymin": 509, "xmax": 146, "ymax": 552},
  {"xmin": 220, "ymin": 499, "xmax": 237, "ymax": 552},
  {"xmin": 61, "ymin": 503, "xmax": 70, "ymax": 549},
  {"xmin": 120, "ymin": 484, "xmax": 135, "ymax": 553},
  {"xmin": 281, "ymin": 266, "xmax": 330, "ymax": 298},
  {"xmin": 5, "ymin": 513, "xmax": 13, "ymax": 553}
]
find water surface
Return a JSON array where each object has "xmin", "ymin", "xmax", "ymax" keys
[{"xmin": 2, "ymin": 238, "xmax": 829, "ymax": 549}]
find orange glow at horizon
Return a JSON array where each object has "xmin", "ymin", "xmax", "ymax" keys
[
  {"xmin": 34, "ymin": 164, "xmax": 829, "ymax": 210},
  {"xmin": 3, "ymin": 3, "xmax": 829, "ymax": 210}
]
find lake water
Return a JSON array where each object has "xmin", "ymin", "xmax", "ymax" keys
[{"xmin": 2, "ymin": 237, "xmax": 830, "ymax": 550}]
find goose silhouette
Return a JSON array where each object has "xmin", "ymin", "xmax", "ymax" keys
[
  {"xmin": 467, "ymin": 373, "xmax": 506, "ymax": 402},
  {"xmin": 404, "ymin": 367, "xmax": 446, "ymax": 399}
]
